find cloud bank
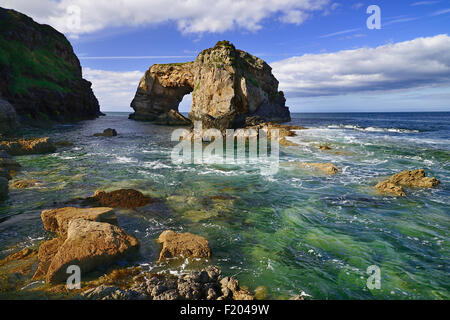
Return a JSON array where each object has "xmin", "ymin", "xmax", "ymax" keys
[
  {"xmin": 0, "ymin": 0, "xmax": 329, "ymax": 35},
  {"xmin": 83, "ymin": 68, "xmax": 143, "ymax": 111},
  {"xmin": 271, "ymin": 34, "xmax": 450, "ymax": 97},
  {"xmin": 83, "ymin": 35, "xmax": 450, "ymax": 110}
]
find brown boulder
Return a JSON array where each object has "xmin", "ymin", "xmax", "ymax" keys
[
  {"xmin": 90, "ymin": 189, "xmax": 152, "ymax": 209},
  {"xmin": 386, "ymin": 169, "xmax": 440, "ymax": 188},
  {"xmin": 375, "ymin": 181, "xmax": 406, "ymax": 197},
  {"xmin": 46, "ymin": 219, "xmax": 140, "ymax": 284},
  {"xmin": 41, "ymin": 207, "xmax": 118, "ymax": 237},
  {"xmin": 375, "ymin": 169, "xmax": 440, "ymax": 196},
  {"xmin": 157, "ymin": 230, "xmax": 210, "ymax": 261},
  {"xmin": 32, "ymin": 238, "xmax": 64, "ymax": 280}
]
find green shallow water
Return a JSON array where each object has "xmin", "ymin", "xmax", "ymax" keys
[{"xmin": 0, "ymin": 112, "xmax": 449, "ymax": 299}]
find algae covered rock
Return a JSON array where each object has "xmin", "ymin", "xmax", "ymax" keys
[
  {"xmin": 0, "ymin": 137, "xmax": 56, "ymax": 155},
  {"xmin": 375, "ymin": 169, "xmax": 440, "ymax": 196}
]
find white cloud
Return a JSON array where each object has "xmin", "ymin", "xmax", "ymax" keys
[
  {"xmin": 271, "ymin": 34, "xmax": 450, "ymax": 97},
  {"xmin": 83, "ymin": 68, "xmax": 143, "ymax": 111},
  {"xmin": 411, "ymin": 1, "xmax": 440, "ymax": 6},
  {"xmin": 351, "ymin": 3, "xmax": 364, "ymax": 10},
  {"xmin": 0, "ymin": 0, "xmax": 330, "ymax": 36}
]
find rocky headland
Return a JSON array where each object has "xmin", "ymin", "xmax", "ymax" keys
[{"xmin": 0, "ymin": 7, "xmax": 101, "ymax": 134}]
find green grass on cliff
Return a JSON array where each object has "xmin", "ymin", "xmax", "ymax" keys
[{"xmin": 0, "ymin": 36, "xmax": 77, "ymax": 94}]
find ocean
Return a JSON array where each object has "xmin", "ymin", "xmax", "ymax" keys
[{"xmin": 0, "ymin": 112, "xmax": 449, "ymax": 299}]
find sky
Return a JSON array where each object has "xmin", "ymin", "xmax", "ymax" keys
[{"xmin": 1, "ymin": 0, "xmax": 450, "ymax": 113}]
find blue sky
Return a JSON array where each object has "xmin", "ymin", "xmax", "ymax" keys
[{"xmin": 1, "ymin": 0, "xmax": 450, "ymax": 112}]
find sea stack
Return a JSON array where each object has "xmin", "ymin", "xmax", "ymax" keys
[
  {"xmin": 0, "ymin": 7, "xmax": 101, "ymax": 129},
  {"xmin": 130, "ymin": 40, "xmax": 291, "ymax": 128}
]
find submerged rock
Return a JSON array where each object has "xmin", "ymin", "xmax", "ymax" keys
[
  {"xmin": 10, "ymin": 179, "xmax": 38, "ymax": 189},
  {"xmin": 131, "ymin": 41, "xmax": 291, "ymax": 127},
  {"xmin": 157, "ymin": 230, "xmax": 210, "ymax": 261},
  {"xmin": 46, "ymin": 219, "xmax": 140, "ymax": 284},
  {"xmin": 88, "ymin": 189, "xmax": 152, "ymax": 209},
  {"xmin": 41, "ymin": 207, "xmax": 118, "ymax": 238},
  {"xmin": 0, "ymin": 137, "xmax": 56, "ymax": 155},
  {"xmin": 375, "ymin": 169, "xmax": 440, "ymax": 196},
  {"xmin": 0, "ymin": 168, "xmax": 11, "ymax": 180},
  {"xmin": 284, "ymin": 162, "xmax": 339, "ymax": 175},
  {"xmin": 93, "ymin": 128, "xmax": 117, "ymax": 137},
  {"xmin": 54, "ymin": 141, "xmax": 74, "ymax": 148}
]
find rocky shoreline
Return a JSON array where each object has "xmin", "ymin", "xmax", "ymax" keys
[{"xmin": 0, "ymin": 129, "xmax": 443, "ymax": 300}]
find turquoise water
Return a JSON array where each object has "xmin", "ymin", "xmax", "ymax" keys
[{"xmin": 0, "ymin": 112, "xmax": 449, "ymax": 299}]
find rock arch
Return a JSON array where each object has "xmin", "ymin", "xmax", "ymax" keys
[{"xmin": 130, "ymin": 41, "xmax": 290, "ymax": 128}]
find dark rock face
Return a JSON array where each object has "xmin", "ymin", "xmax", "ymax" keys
[
  {"xmin": 130, "ymin": 41, "xmax": 291, "ymax": 128},
  {"xmin": 0, "ymin": 7, "xmax": 101, "ymax": 126},
  {"xmin": 0, "ymin": 97, "xmax": 18, "ymax": 134}
]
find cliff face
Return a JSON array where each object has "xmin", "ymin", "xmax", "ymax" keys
[
  {"xmin": 130, "ymin": 41, "xmax": 290, "ymax": 128},
  {"xmin": 0, "ymin": 7, "xmax": 101, "ymax": 132}
]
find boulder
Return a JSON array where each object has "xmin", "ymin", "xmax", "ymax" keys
[
  {"xmin": 0, "ymin": 97, "xmax": 19, "ymax": 135},
  {"xmin": 41, "ymin": 207, "xmax": 118, "ymax": 238},
  {"xmin": 93, "ymin": 128, "xmax": 117, "ymax": 137},
  {"xmin": 219, "ymin": 276, "xmax": 254, "ymax": 300},
  {"xmin": 375, "ymin": 169, "xmax": 440, "ymax": 196},
  {"xmin": 375, "ymin": 181, "xmax": 406, "ymax": 197},
  {"xmin": 384, "ymin": 169, "xmax": 440, "ymax": 188},
  {"xmin": 157, "ymin": 230, "xmax": 210, "ymax": 261},
  {"xmin": 45, "ymin": 219, "xmax": 140, "ymax": 284},
  {"xmin": 32, "ymin": 238, "xmax": 64, "ymax": 280},
  {"xmin": 0, "ymin": 137, "xmax": 56, "ymax": 155},
  {"xmin": 130, "ymin": 41, "xmax": 291, "ymax": 128},
  {"xmin": 88, "ymin": 189, "xmax": 152, "ymax": 209}
]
